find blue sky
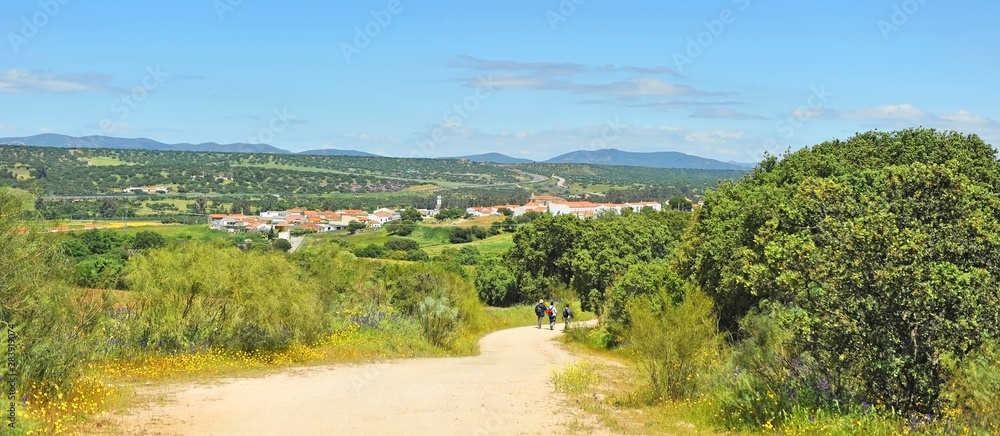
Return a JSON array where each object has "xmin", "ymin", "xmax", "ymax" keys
[{"xmin": 1, "ymin": 0, "xmax": 998, "ymax": 162}]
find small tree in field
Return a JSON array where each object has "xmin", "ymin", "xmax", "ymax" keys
[
  {"xmin": 271, "ymin": 238, "xmax": 292, "ymax": 252},
  {"xmin": 346, "ymin": 220, "xmax": 367, "ymax": 234}
]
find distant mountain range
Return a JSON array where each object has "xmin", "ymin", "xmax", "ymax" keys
[
  {"xmin": 0, "ymin": 134, "xmax": 373, "ymax": 157},
  {"xmin": 0, "ymin": 134, "xmax": 754, "ymax": 170},
  {"xmin": 298, "ymin": 148, "xmax": 379, "ymax": 157},
  {"xmin": 544, "ymin": 148, "xmax": 749, "ymax": 170},
  {"xmin": 450, "ymin": 153, "xmax": 535, "ymax": 164}
]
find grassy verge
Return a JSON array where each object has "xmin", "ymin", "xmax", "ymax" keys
[
  {"xmin": 552, "ymin": 328, "xmax": 728, "ymax": 435},
  {"xmin": 553, "ymin": 326, "xmax": 987, "ymax": 436}
]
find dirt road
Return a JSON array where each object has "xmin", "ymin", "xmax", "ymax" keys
[{"xmin": 113, "ymin": 323, "xmax": 610, "ymax": 435}]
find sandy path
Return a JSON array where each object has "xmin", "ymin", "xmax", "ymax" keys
[{"xmin": 113, "ymin": 323, "xmax": 610, "ymax": 436}]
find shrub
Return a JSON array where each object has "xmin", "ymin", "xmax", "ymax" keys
[
  {"xmin": 474, "ymin": 255, "xmax": 517, "ymax": 306},
  {"xmin": 1, "ymin": 188, "xmax": 96, "ymax": 396},
  {"xmin": 131, "ymin": 230, "xmax": 166, "ymax": 250},
  {"xmin": 679, "ymin": 129, "xmax": 1000, "ymax": 415},
  {"xmin": 603, "ymin": 260, "xmax": 683, "ymax": 347},
  {"xmin": 72, "ymin": 255, "xmax": 126, "ymax": 289},
  {"xmin": 438, "ymin": 246, "xmax": 480, "ymax": 266},
  {"xmin": 449, "ymin": 227, "xmax": 474, "ymax": 244},
  {"xmin": 625, "ymin": 286, "xmax": 722, "ymax": 402},
  {"xmin": 271, "ymin": 238, "xmax": 292, "ymax": 252},
  {"xmin": 941, "ymin": 340, "xmax": 1000, "ymax": 430},
  {"xmin": 416, "ymin": 293, "xmax": 459, "ymax": 347},
  {"xmin": 385, "ymin": 220, "xmax": 416, "ymax": 236},
  {"xmin": 403, "ymin": 249, "xmax": 430, "ymax": 262},
  {"xmin": 123, "ymin": 244, "xmax": 324, "ymax": 352},
  {"xmin": 353, "ymin": 243, "xmax": 387, "ymax": 259}
]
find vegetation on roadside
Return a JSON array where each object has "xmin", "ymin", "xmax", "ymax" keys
[{"xmin": 545, "ymin": 129, "xmax": 1000, "ymax": 434}]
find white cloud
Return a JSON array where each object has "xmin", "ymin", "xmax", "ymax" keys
[
  {"xmin": 480, "ymin": 74, "xmax": 549, "ymax": 90},
  {"xmin": 690, "ymin": 107, "xmax": 765, "ymax": 120},
  {"xmin": 684, "ymin": 130, "xmax": 746, "ymax": 144},
  {"xmin": 939, "ymin": 110, "xmax": 992, "ymax": 125},
  {"xmin": 835, "ymin": 103, "xmax": 930, "ymax": 121},
  {"xmin": 0, "ymin": 69, "xmax": 115, "ymax": 94},
  {"xmin": 469, "ymin": 75, "xmax": 709, "ymax": 99},
  {"xmin": 454, "ymin": 56, "xmax": 712, "ymax": 100}
]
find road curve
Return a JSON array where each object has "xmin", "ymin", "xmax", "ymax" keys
[{"xmin": 112, "ymin": 322, "xmax": 609, "ymax": 436}]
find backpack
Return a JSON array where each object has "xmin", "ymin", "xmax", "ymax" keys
[
  {"xmin": 535, "ymin": 304, "xmax": 545, "ymax": 316},
  {"xmin": 562, "ymin": 307, "xmax": 571, "ymax": 318}
]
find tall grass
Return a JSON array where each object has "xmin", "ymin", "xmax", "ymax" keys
[{"xmin": 561, "ymin": 282, "xmax": 1000, "ymax": 435}]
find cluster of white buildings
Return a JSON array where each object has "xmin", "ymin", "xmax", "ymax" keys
[
  {"xmin": 209, "ymin": 195, "xmax": 682, "ymax": 239},
  {"xmin": 466, "ymin": 196, "xmax": 665, "ymax": 219},
  {"xmin": 210, "ymin": 208, "xmax": 399, "ymax": 239},
  {"xmin": 121, "ymin": 186, "xmax": 170, "ymax": 194}
]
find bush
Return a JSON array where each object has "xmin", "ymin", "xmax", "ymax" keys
[
  {"xmin": 625, "ymin": 286, "xmax": 722, "ymax": 402},
  {"xmin": 438, "ymin": 246, "xmax": 480, "ymax": 266},
  {"xmin": 385, "ymin": 220, "xmax": 416, "ymax": 236},
  {"xmin": 449, "ymin": 227, "xmax": 474, "ymax": 244},
  {"xmin": 941, "ymin": 340, "xmax": 1000, "ymax": 430},
  {"xmin": 603, "ymin": 260, "xmax": 684, "ymax": 347},
  {"xmin": 72, "ymin": 255, "xmax": 126, "ymax": 289},
  {"xmin": 353, "ymin": 243, "xmax": 387, "ymax": 259},
  {"xmin": 403, "ymin": 249, "xmax": 430, "ymax": 262},
  {"xmin": 680, "ymin": 129, "xmax": 1000, "ymax": 415},
  {"xmin": 123, "ymin": 244, "xmax": 324, "ymax": 352},
  {"xmin": 131, "ymin": 230, "xmax": 166, "ymax": 250},
  {"xmin": 474, "ymin": 255, "xmax": 517, "ymax": 306},
  {"xmin": 271, "ymin": 238, "xmax": 292, "ymax": 252},
  {"xmin": 1, "ymin": 188, "xmax": 96, "ymax": 397},
  {"xmin": 417, "ymin": 293, "xmax": 459, "ymax": 347}
]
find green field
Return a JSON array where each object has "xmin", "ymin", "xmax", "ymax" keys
[
  {"xmin": 84, "ymin": 156, "xmax": 131, "ymax": 166},
  {"xmin": 301, "ymin": 220, "xmax": 515, "ymax": 257}
]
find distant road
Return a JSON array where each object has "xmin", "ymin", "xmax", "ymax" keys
[{"xmin": 288, "ymin": 236, "xmax": 305, "ymax": 252}]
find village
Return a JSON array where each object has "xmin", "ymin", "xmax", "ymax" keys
[{"xmin": 209, "ymin": 195, "xmax": 682, "ymax": 239}]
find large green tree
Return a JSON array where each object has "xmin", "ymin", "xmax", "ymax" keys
[{"xmin": 678, "ymin": 128, "xmax": 1000, "ymax": 413}]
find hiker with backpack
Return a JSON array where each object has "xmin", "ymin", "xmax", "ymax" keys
[
  {"xmin": 535, "ymin": 299, "xmax": 546, "ymax": 329},
  {"xmin": 562, "ymin": 304, "xmax": 573, "ymax": 331},
  {"xmin": 547, "ymin": 301, "xmax": 557, "ymax": 330}
]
